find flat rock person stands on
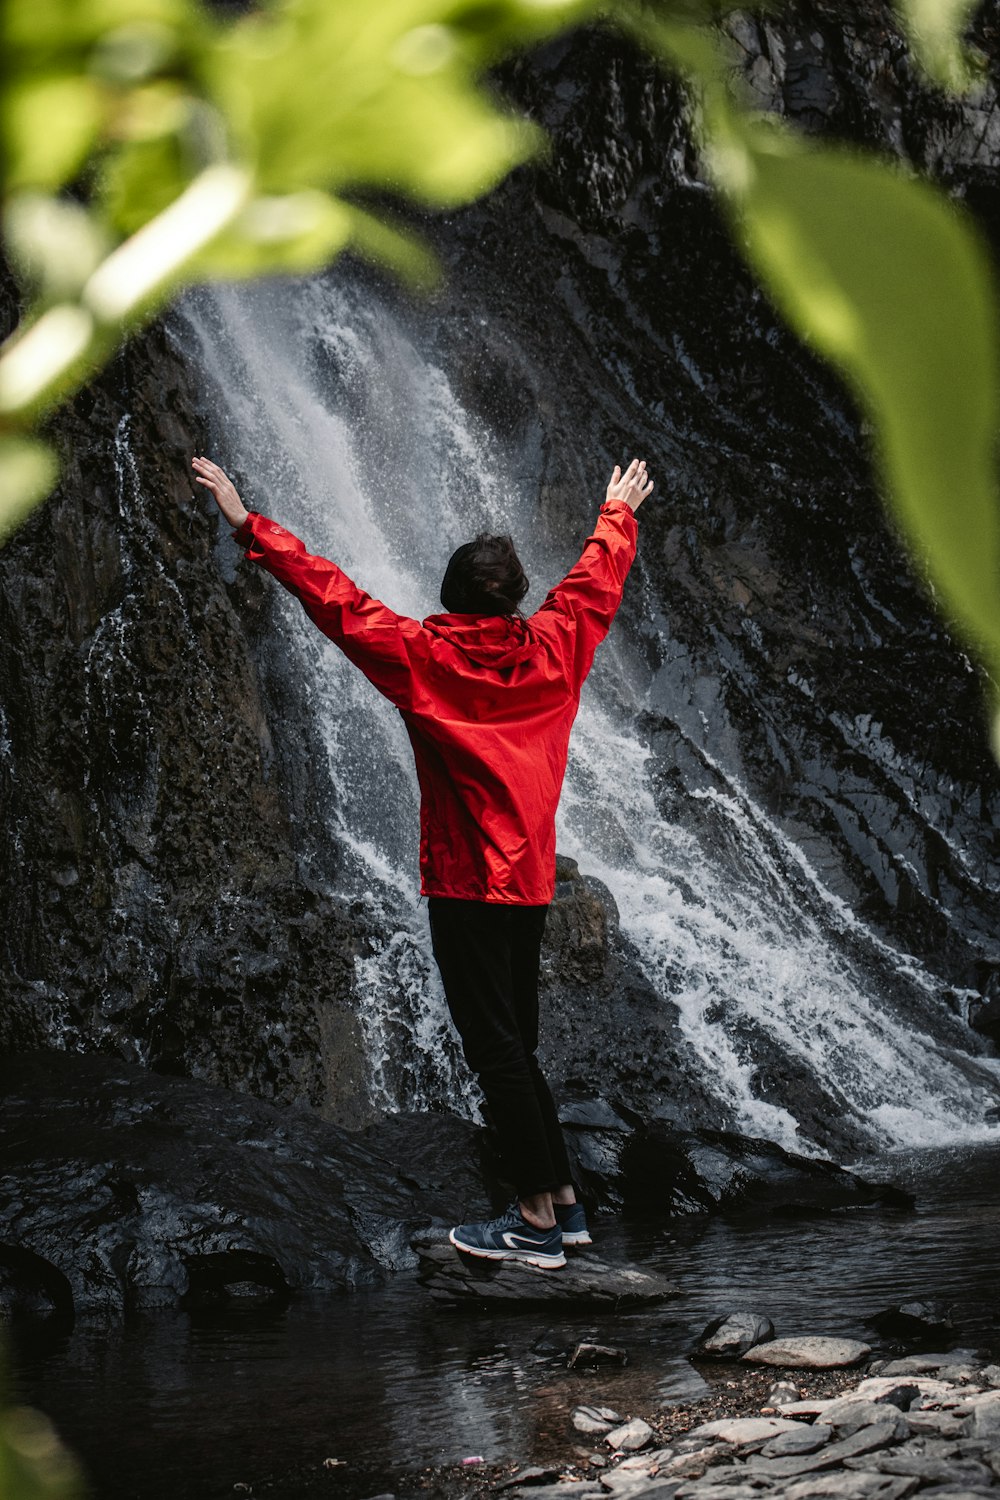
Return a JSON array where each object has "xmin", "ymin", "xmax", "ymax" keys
[{"xmin": 191, "ymin": 453, "xmax": 654, "ymax": 1269}]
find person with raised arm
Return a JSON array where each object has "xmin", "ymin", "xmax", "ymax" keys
[{"xmin": 191, "ymin": 452, "xmax": 654, "ymax": 1269}]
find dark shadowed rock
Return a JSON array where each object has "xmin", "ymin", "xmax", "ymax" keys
[
  {"xmin": 0, "ymin": 1051, "xmax": 484, "ymax": 1313},
  {"xmin": 409, "ymin": 1228, "xmax": 678, "ymax": 1306},
  {"xmin": 560, "ymin": 1106, "xmax": 913, "ymax": 1218},
  {"xmin": 870, "ymin": 1301, "xmax": 956, "ymax": 1342},
  {"xmin": 695, "ymin": 1310, "xmax": 775, "ymax": 1360}
]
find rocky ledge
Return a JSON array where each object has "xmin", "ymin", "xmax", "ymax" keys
[
  {"xmin": 411, "ymin": 1228, "xmax": 679, "ymax": 1306},
  {"xmin": 0, "ymin": 1051, "xmax": 912, "ymax": 1315}
]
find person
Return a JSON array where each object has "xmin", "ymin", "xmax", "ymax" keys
[{"xmin": 191, "ymin": 453, "xmax": 654, "ymax": 1269}]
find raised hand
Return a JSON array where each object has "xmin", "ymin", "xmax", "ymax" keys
[
  {"xmin": 191, "ymin": 455, "xmax": 250, "ymax": 529},
  {"xmin": 606, "ymin": 457, "xmax": 654, "ymax": 512}
]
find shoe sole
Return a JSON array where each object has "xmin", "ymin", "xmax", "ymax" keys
[
  {"xmin": 449, "ymin": 1228, "xmax": 566, "ymax": 1269},
  {"xmin": 562, "ymin": 1231, "xmax": 592, "ymax": 1245}
]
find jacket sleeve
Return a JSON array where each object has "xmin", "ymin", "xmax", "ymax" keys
[
  {"xmin": 530, "ymin": 498, "xmax": 638, "ymax": 689},
  {"xmin": 232, "ymin": 511, "xmax": 425, "ymax": 710}
]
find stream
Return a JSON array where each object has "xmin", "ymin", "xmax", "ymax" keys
[{"xmin": 10, "ymin": 1144, "xmax": 1000, "ymax": 1500}]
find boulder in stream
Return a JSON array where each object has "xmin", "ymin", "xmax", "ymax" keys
[
  {"xmin": 409, "ymin": 1228, "xmax": 678, "ymax": 1306},
  {"xmin": 694, "ymin": 1309, "xmax": 775, "ymax": 1359},
  {"xmin": 743, "ymin": 1335, "xmax": 873, "ymax": 1369}
]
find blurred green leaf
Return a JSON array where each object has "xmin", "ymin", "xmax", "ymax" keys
[
  {"xmin": 0, "ymin": 438, "xmax": 60, "ymax": 543},
  {"xmin": 211, "ymin": 0, "xmax": 579, "ymax": 202},
  {"xmin": 346, "ymin": 205, "xmax": 440, "ymax": 289},
  {"xmin": 892, "ymin": 0, "xmax": 984, "ymax": 90},
  {"xmin": 193, "ymin": 190, "xmax": 353, "ymax": 277},
  {"xmin": 4, "ymin": 194, "xmax": 109, "ymax": 298},
  {"xmin": 737, "ymin": 128, "xmax": 1000, "ymax": 669},
  {"xmin": 3, "ymin": 76, "xmax": 105, "ymax": 192},
  {"xmin": 100, "ymin": 131, "xmax": 199, "ymax": 233}
]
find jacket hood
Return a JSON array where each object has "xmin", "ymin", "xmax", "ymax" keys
[{"xmin": 422, "ymin": 612, "xmax": 539, "ymax": 668}]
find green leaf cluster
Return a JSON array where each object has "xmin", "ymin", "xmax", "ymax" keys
[{"xmin": 0, "ymin": 0, "xmax": 594, "ymax": 530}]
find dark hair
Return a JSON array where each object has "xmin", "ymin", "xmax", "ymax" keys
[{"xmin": 440, "ymin": 533, "xmax": 529, "ymax": 615}]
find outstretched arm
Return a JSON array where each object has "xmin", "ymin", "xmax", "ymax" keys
[
  {"xmin": 191, "ymin": 456, "xmax": 424, "ymax": 709},
  {"xmin": 532, "ymin": 458, "xmax": 652, "ymax": 687}
]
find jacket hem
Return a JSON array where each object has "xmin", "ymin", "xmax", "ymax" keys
[{"xmin": 422, "ymin": 885, "xmax": 555, "ymax": 906}]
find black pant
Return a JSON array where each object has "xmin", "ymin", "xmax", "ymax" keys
[{"xmin": 427, "ymin": 897, "xmax": 573, "ymax": 1198}]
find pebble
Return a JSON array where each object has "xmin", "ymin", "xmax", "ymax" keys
[
  {"xmin": 759, "ymin": 1423, "xmax": 834, "ymax": 1457},
  {"xmin": 746, "ymin": 1416, "xmax": 904, "ymax": 1478},
  {"xmin": 817, "ymin": 1398, "xmax": 910, "ymax": 1438},
  {"xmin": 695, "ymin": 1311, "xmax": 775, "ymax": 1360},
  {"xmin": 743, "ymin": 1336, "xmax": 872, "ymax": 1369},
  {"xmin": 967, "ymin": 1394, "xmax": 1000, "ymax": 1438},
  {"xmin": 569, "ymin": 1344, "xmax": 628, "ymax": 1370},
  {"xmin": 499, "ymin": 1467, "xmax": 564, "ymax": 1488},
  {"xmin": 604, "ymin": 1419, "xmax": 654, "ymax": 1453},
  {"xmin": 572, "ymin": 1406, "xmax": 621, "ymax": 1436}
]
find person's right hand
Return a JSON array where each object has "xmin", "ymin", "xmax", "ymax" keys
[
  {"xmin": 607, "ymin": 458, "xmax": 654, "ymax": 512},
  {"xmin": 191, "ymin": 455, "xmax": 250, "ymax": 529}
]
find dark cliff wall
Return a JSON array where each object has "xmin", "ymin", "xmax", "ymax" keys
[
  {"xmin": 427, "ymin": 0, "xmax": 1000, "ymax": 985},
  {"xmin": 1, "ymin": 0, "xmax": 999, "ymax": 1153}
]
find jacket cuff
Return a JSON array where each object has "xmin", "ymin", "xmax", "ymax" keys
[
  {"xmin": 601, "ymin": 497, "xmax": 639, "ymax": 526},
  {"xmin": 232, "ymin": 511, "xmax": 259, "ymax": 548}
]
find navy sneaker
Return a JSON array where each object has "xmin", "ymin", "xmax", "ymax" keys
[
  {"xmin": 449, "ymin": 1203, "xmax": 566, "ymax": 1269},
  {"xmin": 555, "ymin": 1201, "xmax": 592, "ymax": 1246}
]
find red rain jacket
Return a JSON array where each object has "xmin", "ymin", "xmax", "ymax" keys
[{"xmin": 232, "ymin": 499, "xmax": 638, "ymax": 904}]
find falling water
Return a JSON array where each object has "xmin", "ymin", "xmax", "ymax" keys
[{"xmin": 177, "ymin": 273, "xmax": 1000, "ymax": 1153}]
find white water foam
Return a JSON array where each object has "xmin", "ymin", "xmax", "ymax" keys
[{"xmin": 177, "ymin": 274, "xmax": 1000, "ymax": 1150}]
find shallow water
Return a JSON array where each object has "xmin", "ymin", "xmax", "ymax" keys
[{"xmin": 9, "ymin": 1144, "xmax": 1000, "ymax": 1500}]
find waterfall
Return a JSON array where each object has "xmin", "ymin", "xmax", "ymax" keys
[{"xmin": 177, "ymin": 273, "xmax": 1000, "ymax": 1153}]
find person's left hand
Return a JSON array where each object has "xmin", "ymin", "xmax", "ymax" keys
[
  {"xmin": 607, "ymin": 458, "xmax": 654, "ymax": 512},
  {"xmin": 191, "ymin": 456, "xmax": 250, "ymax": 528}
]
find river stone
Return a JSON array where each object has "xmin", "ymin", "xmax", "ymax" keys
[
  {"xmin": 781, "ymin": 1477, "xmax": 919, "ymax": 1499},
  {"xmin": 967, "ymin": 1395, "xmax": 1000, "ymax": 1437},
  {"xmin": 906, "ymin": 1412, "xmax": 968, "ymax": 1439},
  {"xmin": 695, "ymin": 1311, "xmax": 775, "ymax": 1360},
  {"xmin": 870, "ymin": 1302, "xmax": 955, "ymax": 1340},
  {"xmin": 760, "ymin": 1424, "xmax": 834, "ymax": 1457},
  {"xmin": 411, "ymin": 1233, "xmax": 679, "ymax": 1306},
  {"xmin": 0, "ymin": 1052, "xmax": 480, "ymax": 1311},
  {"xmin": 878, "ymin": 1354, "xmax": 975, "ymax": 1377},
  {"xmin": 980, "ymin": 1367, "xmax": 1000, "ymax": 1389},
  {"xmin": 499, "ymin": 1467, "xmax": 565, "ymax": 1489},
  {"xmin": 687, "ymin": 1416, "xmax": 801, "ymax": 1443},
  {"xmin": 506, "ymin": 1486, "xmax": 605, "ymax": 1500},
  {"xmin": 855, "ymin": 1377, "xmax": 962, "ymax": 1404},
  {"xmin": 747, "ymin": 1416, "xmax": 905, "ymax": 1477},
  {"xmin": 569, "ymin": 1344, "xmax": 630, "ymax": 1370},
  {"xmin": 743, "ymin": 1336, "xmax": 872, "ymax": 1369},
  {"xmin": 605, "ymin": 1419, "xmax": 655, "ymax": 1452},
  {"xmin": 843, "ymin": 1453, "xmax": 996, "ymax": 1487},
  {"xmin": 818, "ymin": 1398, "xmax": 910, "ymax": 1437},
  {"xmin": 573, "ymin": 1406, "xmax": 622, "ymax": 1435}
]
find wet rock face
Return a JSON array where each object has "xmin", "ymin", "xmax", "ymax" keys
[
  {"xmin": 0, "ymin": 1051, "xmax": 492, "ymax": 1314},
  {"xmin": 0, "ymin": 324, "xmax": 379, "ymax": 1128},
  {"xmin": 456, "ymin": 1, "xmax": 1000, "ymax": 994},
  {"xmin": 557, "ymin": 1103, "xmax": 912, "ymax": 1218}
]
